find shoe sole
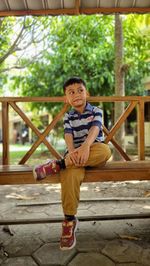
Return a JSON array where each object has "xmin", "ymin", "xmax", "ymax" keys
[
  {"xmin": 33, "ymin": 166, "xmax": 37, "ymax": 180},
  {"xmin": 60, "ymin": 219, "xmax": 79, "ymax": 251}
]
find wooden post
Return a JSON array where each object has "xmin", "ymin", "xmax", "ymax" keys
[
  {"xmin": 2, "ymin": 102, "xmax": 9, "ymax": 164},
  {"xmin": 75, "ymin": 0, "xmax": 80, "ymax": 14},
  {"xmin": 137, "ymin": 100, "xmax": 145, "ymax": 160}
]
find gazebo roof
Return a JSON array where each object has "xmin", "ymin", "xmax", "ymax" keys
[{"xmin": 0, "ymin": 0, "xmax": 150, "ymax": 17}]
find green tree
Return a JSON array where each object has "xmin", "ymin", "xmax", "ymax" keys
[
  {"xmin": 0, "ymin": 16, "xmax": 50, "ymax": 94},
  {"xmin": 11, "ymin": 15, "xmax": 149, "ymax": 97},
  {"xmin": 16, "ymin": 15, "xmax": 114, "ymax": 97},
  {"xmin": 123, "ymin": 14, "xmax": 150, "ymax": 95},
  {"xmin": 10, "ymin": 15, "xmax": 115, "ymax": 117}
]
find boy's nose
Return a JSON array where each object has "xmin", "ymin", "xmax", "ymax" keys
[{"xmin": 74, "ymin": 90, "xmax": 80, "ymax": 95}]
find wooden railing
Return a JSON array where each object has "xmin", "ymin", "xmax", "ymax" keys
[{"xmin": 0, "ymin": 96, "xmax": 150, "ymax": 165}]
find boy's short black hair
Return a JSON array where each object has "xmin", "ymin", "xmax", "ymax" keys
[{"xmin": 63, "ymin": 77, "xmax": 86, "ymax": 92}]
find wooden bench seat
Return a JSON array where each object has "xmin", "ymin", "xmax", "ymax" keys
[{"xmin": 0, "ymin": 161, "xmax": 150, "ymax": 185}]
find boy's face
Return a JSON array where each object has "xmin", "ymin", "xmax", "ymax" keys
[{"xmin": 65, "ymin": 83, "xmax": 87, "ymax": 109}]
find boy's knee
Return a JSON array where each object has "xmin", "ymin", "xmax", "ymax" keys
[
  {"xmin": 87, "ymin": 143, "xmax": 111, "ymax": 167},
  {"xmin": 102, "ymin": 144, "xmax": 111, "ymax": 160},
  {"xmin": 91, "ymin": 142, "xmax": 111, "ymax": 156}
]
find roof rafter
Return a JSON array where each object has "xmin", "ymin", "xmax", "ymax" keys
[
  {"xmin": 23, "ymin": 0, "xmax": 28, "ymax": 10},
  {"xmin": 4, "ymin": 0, "xmax": 10, "ymax": 11},
  {"xmin": 0, "ymin": 4, "xmax": 150, "ymax": 17},
  {"xmin": 41, "ymin": 0, "xmax": 47, "ymax": 10},
  {"xmin": 75, "ymin": 0, "xmax": 80, "ymax": 15},
  {"xmin": 132, "ymin": 0, "xmax": 137, "ymax": 8}
]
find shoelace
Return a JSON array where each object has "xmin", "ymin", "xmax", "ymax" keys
[{"xmin": 62, "ymin": 222, "xmax": 74, "ymax": 238}]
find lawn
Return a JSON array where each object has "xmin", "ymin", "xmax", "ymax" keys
[
  {"xmin": 1, "ymin": 143, "xmax": 150, "ymax": 165},
  {"xmin": 0, "ymin": 143, "xmax": 66, "ymax": 165}
]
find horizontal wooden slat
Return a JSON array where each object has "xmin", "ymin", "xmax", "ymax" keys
[
  {"xmin": 0, "ymin": 161, "xmax": 150, "ymax": 185},
  {"xmin": 0, "ymin": 7, "xmax": 150, "ymax": 17},
  {"xmin": 0, "ymin": 96, "xmax": 150, "ymax": 102},
  {"xmin": 0, "ymin": 165, "xmax": 32, "ymax": 173}
]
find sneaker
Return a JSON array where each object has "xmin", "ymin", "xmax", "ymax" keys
[
  {"xmin": 60, "ymin": 218, "xmax": 78, "ymax": 250},
  {"xmin": 33, "ymin": 160, "xmax": 60, "ymax": 181}
]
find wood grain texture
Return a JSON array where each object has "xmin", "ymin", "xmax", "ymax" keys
[{"xmin": 0, "ymin": 161, "xmax": 150, "ymax": 185}]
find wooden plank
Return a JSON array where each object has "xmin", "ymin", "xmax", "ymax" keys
[
  {"xmin": 2, "ymin": 102, "xmax": 9, "ymax": 165},
  {"xmin": 0, "ymin": 97, "xmax": 65, "ymax": 102},
  {"xmin": 0, "ymin": 161, "xmax": 150, "ymax": 185},
  {"xmin": 0, "ymin": 165, "xmax": 32, "ymax": 172},
  {"xmin": 1, "ymin": 161, "xmax": 150, "ymax": 172},
  {"xmin": 0, "ymin": 169, "xmax": 150, "ymax": 184},
  {"xmin": 80, "ymin": 7, "xmax": 150, "ymax": 14},
  {"xmin": 0, "ymin": 8, "xmax": 77, "ymax": 17},
  {"xmin": 0, "ymin": 7, "xmax": 150, "ymax": 17},
  {"xmin": 1, "ymin": 96, "xmax": 150, "ymax": 103}
]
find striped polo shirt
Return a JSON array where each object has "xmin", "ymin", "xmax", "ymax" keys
[{"xmin": 63, "ymin": 102, "xmax": 104, "ymax": 148}]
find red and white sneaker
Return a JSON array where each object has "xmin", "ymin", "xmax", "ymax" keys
[
  {"xmin": 60, "ymin": 218, "xmax": 78, "ymax": 250},
  {"xmin": 33, "ymin": 160, "xmax": 60, "ymax": 181}
]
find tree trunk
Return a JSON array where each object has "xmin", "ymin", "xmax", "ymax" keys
[{"xmin": 114, "ymin": 14, "xmax": 125, "ymax": 160}]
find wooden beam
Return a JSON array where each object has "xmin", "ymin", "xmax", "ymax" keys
[
  {"xmin": 75, "ymin": 0, "xmax": 80, "ymax": 15},
  {"xmin": 2, "ymin": 102, "xmax": 9, "ymax": 164},
  {"xmin": 0, "ymin": 8, "xmax": 77, "ymax": 17},
  {"xmin": 137, "ymin": 100, "xmax": 145, "ymax": 160},
  {"xmin": 80, "ymin": 7, "xmax": 150, "ymax": 14},
  {"xmin": 0, "ymin": 96, "xmax": 150, "ymax": 103},
  {"xmin": 0, "ymin": 7, "xmax": 150, "ymax": 17},
  {"xmin": 0, "ymin": 161, "xmax": 150, "ymax": 185}
]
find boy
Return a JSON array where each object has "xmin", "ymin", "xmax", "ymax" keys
[{"xmin": 33, "ymin": 77, "xmax": 111, "ymax": 250}]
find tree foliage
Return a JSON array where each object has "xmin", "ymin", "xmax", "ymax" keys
[
  {"xmin": 1, "ymin": 14, "xmax": 149, "ymax": 105},
  {"xmin": 0, "ymin": 16, "xmax": 50, "ymax": 94},
  {"xmin": 14, "ymin": 15, "xmax": 115, "ymax": 99},
  {"xmin": 123, "ymin": 14, "xmax": 150, "ymax": 95}
]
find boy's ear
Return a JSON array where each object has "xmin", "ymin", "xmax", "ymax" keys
[{"xmin": 63, "ymin": 95, "xmax": 69, "ymax": 103}]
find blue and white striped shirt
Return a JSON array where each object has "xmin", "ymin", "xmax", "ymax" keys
[{"xmin": 63, "ymin": 102, "xmax": 104, "ymax": 148}]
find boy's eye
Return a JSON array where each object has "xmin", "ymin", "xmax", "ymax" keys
[
  {"xmin": 69, "ymin": 91, "xmax": 74, "ymax": 95},
  {"xmin": 78, "ymin": 88, "xmax": 83, "ymax": 93}
]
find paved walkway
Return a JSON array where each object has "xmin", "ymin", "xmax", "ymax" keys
[{"xmin": 0, "ymin": 181, "xmax": 150, "ymax": 266}]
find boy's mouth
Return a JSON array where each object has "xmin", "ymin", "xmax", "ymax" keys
[{"xmin": 73, "ymin": 98, "xmax": 81, "ymax": 103}]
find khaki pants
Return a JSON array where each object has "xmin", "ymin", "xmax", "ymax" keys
[{"xmin": 60, "ymin": 142, "xmax": 111, "ymax": 216}]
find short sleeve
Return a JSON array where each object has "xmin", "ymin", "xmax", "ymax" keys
[
  {"xmin": 63, "ymin": 112, "xmax": 73, "ymax": 134},
  {"xmin": 91, "ymin": 107, "xmax": 103, "ymax": 129}
]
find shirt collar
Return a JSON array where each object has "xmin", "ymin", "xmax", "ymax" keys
[{"xmin": 69, "ymin": 102, "xmax": 93, "ymax": 115}]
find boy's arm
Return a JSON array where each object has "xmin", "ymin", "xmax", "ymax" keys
[
  {"xmin": 75, "ymin": 106, "xmax": 103, "ymax": 166},
  {"xmin": 75, "ymin": 125, "xmax": 100, "ymax": 166},
  {"xmin": 63, "ymin": 112, "xmax": 75, "ymax": 153},
  {"xmin": 83, "ymin": 125, "xmax": 100, "ymax": 147},
  {"xmin": 64, "ymin": 133, "xmax": 75, "ymax": 153},
  {"xmin": 64, "ymin": 133, "xmax": 79, "ymax": 166}
]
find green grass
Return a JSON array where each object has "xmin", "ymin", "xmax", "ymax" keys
[
  {"xmin": 1, "ymin": 144, "xmax": 149, "ymax": 165},
  {"xmin": 0, "ymin": 144, "xmax": 66, "ymax": 165}
]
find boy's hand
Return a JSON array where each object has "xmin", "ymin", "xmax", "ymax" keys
[
  {"xmin": 68, "ymin": 150, "xmax": 78, "ymax": 165},
  {"xmin": 74, "ymin": 144, "xmax": 90, "ymax": 166}
]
